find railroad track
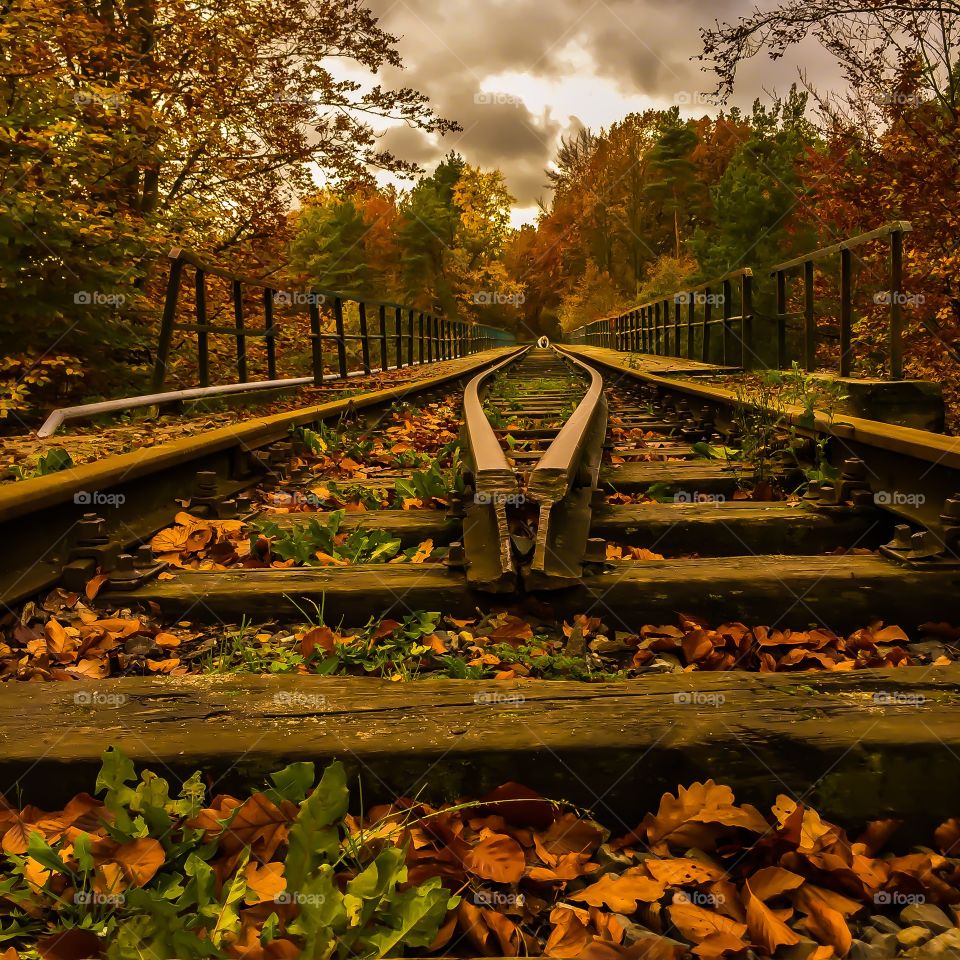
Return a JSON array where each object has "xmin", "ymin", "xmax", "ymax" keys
[
  {"xmin": 3, "ymin": 343, "xmax": 960, "ymax": 958},
  {"xmin": 4, "ymin": 343, "xmax": 959, "ymax": 630},
  {"xmin": 85, "ymin": 339, "xmax": 954, "ymax": 629}
]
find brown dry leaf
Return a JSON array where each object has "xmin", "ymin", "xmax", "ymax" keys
[
  {"xmin": 313, "ymin": 550, "xmax": 349, "ymax": 566},
  {"xmin": 2, "ymin": 808, "xmax": 41, "ymax": 854},
  {"xmin": 112, "ymin": 837, "xmax": 165, "ymax": 887},
  {"xmin": 692, "ymin": 931, "xmax": 750, "ymax": 958},
  {"xmin": 192, "ymin": 792, "xmax": 292, "ymax": 861},
  {"xmin": 545, "ymin": 904, "xmax": 593, "ymax": 958},
  {"xmin": 154, "ymin": 632, "xmax": 181, "ymax": 649},
  {"xmin": 463, "ymin": 831, "xmax": 526, "ymax": 884},
  {"xmin": 646, "ymin": 858, "xmax": 725, "ymax": 885},
  {"xmin": 66, "ymin": 658, "xmax": 110, "ymax": 680},
  {"xmin": 146, "ymin": 658, "xmax": 181, "ymax": 673},
  {"xmin": 799, "ymin": 891, "xmax": 852, "ymax": 957},
  {"xmin": 539, "ymin": 812, "xmax": 607, "ymax": 858},
  {"xmin": 571, "ymin": 868, "xmax": 668, "ymax": 912},
  {"xmin": 747, "ymin": 865, "xmax": 805, "ymax": 901},
  {"xmin": 36, "ymin": 929, "xmax": 102, "ymax": 960},
  {"xmin": 409, "ymin": 539, "xmax": 434, "ymax": 564},
  {"xmin": 645, "ymin": 781, "xmax": 769, "ymax": 847},
  {"xmin": 744, "ymin": 879, "xmax": 800, "ymax": 954},
  {"xmin": 243, "ymin": 860, "xmax": 286, "ymax": 904},
  {"xmin": 934, "ymin": 818, "xmax": 960, "ymax": 855},
  {"xmin": 301, "ymin": 626, "xmax": 336, "ymax": 656},
  {"xmin": 669, "ymin": 900, "xmax": 748, "ymax": 943},
  {"xmin": 795, "ymin": 884, "xmax": 866, "ymax": 918},
  {"xmin": 84, "ymin": 574, "xmax": 109, "ymax": 601},
  {"xmin": 44, "ymin": 619, "xmax": 77, "ymax": 662}
]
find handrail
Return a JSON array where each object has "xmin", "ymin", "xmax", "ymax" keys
[
  {"xmin": 769, "ymin": 221, "xmax": 913, "ymax": 378},
  {"xmin": 769, "ymin": 222, "xmax": 912, "ymax": 275},
  {"xmin": 152, "ymin": 248, "xmax": 514, "ymax": 391},
  {"xmin": 567, "ymin": 269, "xmax": 753, "ymax": 369}
]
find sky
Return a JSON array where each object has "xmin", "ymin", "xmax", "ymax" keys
[{"xmin": 343, "ymin": 0, "xmax": 846, "ymax": 227}]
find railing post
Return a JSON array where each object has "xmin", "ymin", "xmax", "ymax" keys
[
  {"xmin": 407, "ymin": 309, "xmax": 414, "ymax": 367},
  {"xmin": 418, "ymin": 311, "xmax": 425, "ymax": 365},
  {"xmin": 309, "ymin": 297, "xmax": 323, "ymax": 385},
  {"xmin": 263, "ymin": 288, "xmax": 276, "ymax": 380},
  {"xmin": 702, "ymin": 287, "xmax": 712, "ymax": 363},
  {"xmin": 232, "ymin": 279, "xmax": 247, "ymax": 384},
  {"xmin": 741, "ymin": 273, "xmax": 754, "ymax": 370},
  {"xmin": 839, "ymin": 247, "xmax": 853, "ymax": 377},
  {"xmin": 775, "ymin": 270, "xmax": 787, "ymax": 370},
  {"xmin": 378, "ymin": 304, "xmax": 388, "ymax": 372},
  {"xmin": 673, "ymin": 298, "xmax": 681, "ymax": 358},
  {"xmin": 358, "ymin": 301, "xmax": 371, "ymax": 375},
  {"xmin": 889, "ymin": 229, "xmax": 904, "ymax": 380},
  {"xmin": 333, "ymin": 296, "xmax": 348, "ymax": 379},
  {"xmin": 686, "ymin": 295, "xmax": 694, "ymax": 359},
  {"xmin": 394, "ymin": 306, "xmax": 403, "ymax": 368},
  {"xmin": 722, "ymin": 278, "xmax": 732, "ymax": 366},
  {"xmin": 153, "ymin": 253, "xmax": 185, "ymax": 391},
  {"xmin": 196, "ymin": 269, "xmax": 209, "ymax": 387},
  {"xmin": 803, "ymin": 262, "xmax": 816, "ymax": 372}
]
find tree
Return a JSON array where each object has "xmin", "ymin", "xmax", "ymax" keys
[
  {"xmin": 0, "ymin": 0, "xmax": 457, "ymax": 401},
  {"xmin": 644, "ymin": 113, "xmax": 705, "ymax": 259}
]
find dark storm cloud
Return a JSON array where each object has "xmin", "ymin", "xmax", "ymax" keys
[{"xmin": 365, "ymin": 0, "xmax": 846, "ymax": 210}]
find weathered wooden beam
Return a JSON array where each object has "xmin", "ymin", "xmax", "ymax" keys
[
  {"xmin": 569, "ymin": 557, "xmax": 958, "ymax": 633},
  {"xmin": 108, "ymin": 555, "xmax": 957, "ymax": 633},
  {"xmin": 269, "ymin": 511, "xmax": 460, "ymax": 546},
  {"xmin": 590, "ymin": 502, "xmax": 887, "ymax": 555},
  {"xmin": 3, "ymin": 669, "xmax": 960, "ymax": 835},
  {"xmin": 103, "ymin": 566, "xmax": 482, "ymax": 623},
  {"xmin": 598, "ymin": 462, "xmax": 747, "ymax": 494}
]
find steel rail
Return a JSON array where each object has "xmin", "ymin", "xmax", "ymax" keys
[
  {"xmin": 0, "ymin": 349, "xmax": 518, "ymax": 611},
  {"xmin": 525, "ymin": 348, "xmax": 608, "ymax": 588},
  {"xmin": 460, "ymin": 346, "xmax": 530, "ymax": 591}
]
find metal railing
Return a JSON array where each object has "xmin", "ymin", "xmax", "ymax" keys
[
  {"xmin": 152, "ymin": 248, "xmax": 512, "ymax": 391},
  {"xmin": 567, "ymin": 269, "xmax": 753, "ymax": 368},
  {"xmin": 769, "ymin": 221, "xmax": 912, "ymax": 378},
  {"xmin": 565, "ymin": 222, "xmax": 915, "ymax": 381}
]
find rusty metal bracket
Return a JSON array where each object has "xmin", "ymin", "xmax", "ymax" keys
[
  {"xmin": 525, "ymin": 350, "xmax": 608, "ymax": 589},
  {"xmin": 461, "ymin": 347, "xmax": 528, "ymax": 591}
]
